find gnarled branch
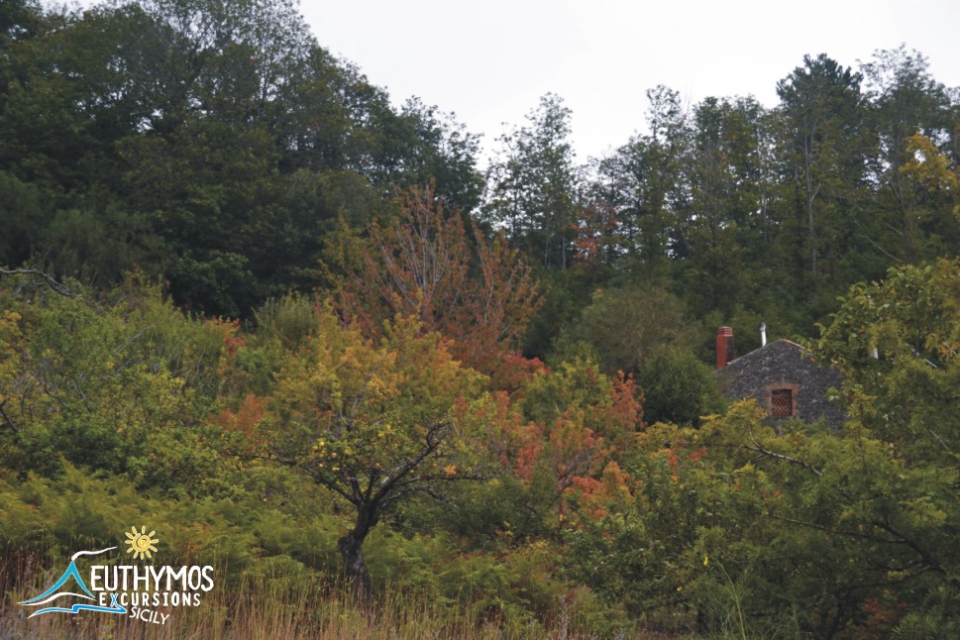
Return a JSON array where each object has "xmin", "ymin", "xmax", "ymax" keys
[{"xmin": 0, "ymin": 268, "xmax": 79, "ymax": 299}]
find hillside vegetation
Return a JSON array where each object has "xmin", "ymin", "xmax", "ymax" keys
[{"xmin": 2, "ymin": 1, "xmax": 960, "ymax": 637}]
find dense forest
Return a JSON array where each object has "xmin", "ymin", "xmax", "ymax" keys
[{"xmin": 1, "ymin": 0, "xmax": 960, "ymax": 638}]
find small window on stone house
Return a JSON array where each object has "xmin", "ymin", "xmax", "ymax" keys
[{"xmin": 770, "ymin": 388, "xmax": 793, "ymax": 418}]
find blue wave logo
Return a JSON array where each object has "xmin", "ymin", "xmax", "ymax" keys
[{"xmin": 19, "ymin": 548, "xmax": 126, "ymax": 617}]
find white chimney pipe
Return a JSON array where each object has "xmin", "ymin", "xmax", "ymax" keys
[{"xmin": 760, "ymin": 322, "xmax": 767, "ymax": 347}]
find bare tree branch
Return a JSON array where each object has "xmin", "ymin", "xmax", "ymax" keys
[
  {"xmin": 873, "ymin": 520, "xmax": 960, "ymax": 591},
  {"xmin": 372, "ymin": 420, "xmax": 449, "ymax": 504},
  {"xmin": 0, "ymin": 400, "xmax": 18, "ymax": 434},
  {"xmin": 768, "ymin": 514, "xmax": 904, "ymax": 544},
  {"xmin": 0, "ymin": 268, "xmax": 79, "ymax": 299},
  {"xmin": 744, "ymin": 422, "xmax": 823, "ymax": 476}
]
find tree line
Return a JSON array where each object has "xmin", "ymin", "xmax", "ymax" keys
[{"xmin": 3, "ymin": 1, "xmax": 959, "ymax": 355}]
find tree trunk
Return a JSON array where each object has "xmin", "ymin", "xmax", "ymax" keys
[
  {"xmin": 339, "ymin": 502, "xmax": 379, "ymax": 603},
  {"xmin": 338, "ymin": 529, "xmax": 371, "ymax": 603},
  {"xmin": 804, "ymin": 138, "xmax": 819, "ymax": 308}
]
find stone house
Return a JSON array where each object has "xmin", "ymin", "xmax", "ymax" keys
[{"xmin": 714, "ymin": 326, "xmax": 844, "ymax": 429}]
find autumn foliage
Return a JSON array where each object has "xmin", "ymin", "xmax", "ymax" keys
[
  {"xmin": 7, "ymin": 1, "xmax": 960, "ymax": 633},
  {"xmin": 333, "ymin": 187, "xmax": 542, "ymax": 380}
]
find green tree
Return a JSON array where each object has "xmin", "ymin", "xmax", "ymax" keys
[
  {"xmin": 0, "ymin": 171, "xmax": 45, "ymax": 266},
  {"xmin": 860, "ymin": 47, "xmax": 958, "ymax": 263},
  {"xmin": 590, "ymin": 86, "xmax": 688, "ymax": 280},
  {"xmin": 636, "ymin": 346, "xmax": 724, "ymax": 426},
  {"xmin": 393, "ymin": 98, "xmax": 485, "ymax": 214},
  {"xmin": 775, "ymin": 53, "xmax": 869, "ymax": 309},
  {"xmin": 484, "ymin": 93, "xmax": 582, "ymax": 269},
  {"xmin": 0, "ymin": 0, "xmax": 41, "ymax": 50},
  {"xmin": 0, "ymin": 273, "xmax": 234, "ymax": 489},
  {"xmin": 557, "ymin": 284, "xmax": 692, "ymax": 375},
  {"xmin": 680, "ymin": 96, "xmax": 776, "ymax": 317}
]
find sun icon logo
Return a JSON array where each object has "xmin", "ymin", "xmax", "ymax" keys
[{"xmin": 124, "ymin": 526, "xmax": 159, "ymax": 560}]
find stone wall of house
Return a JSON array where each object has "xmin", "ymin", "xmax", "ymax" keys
[{"xmin": 717, "ymin": 339, "xmax": 845, "ymax": 429}]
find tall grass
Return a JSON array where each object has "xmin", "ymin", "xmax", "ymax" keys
[{"xmin": 1, "ymin": 565, "xmax": 637, "ymax": 640}]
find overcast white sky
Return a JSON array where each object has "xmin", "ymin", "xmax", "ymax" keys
[{"xmin": 303, "ymin": 0, "xmax": 960, "ymax": 164}]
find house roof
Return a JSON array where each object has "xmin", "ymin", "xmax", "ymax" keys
[
  {"xmin": 718, "ymin": 338, "xmax": 844, "ymax": 429},
  {"xmin": 725, "ymin": 338, "xmax": 812, "ymax": 369}
]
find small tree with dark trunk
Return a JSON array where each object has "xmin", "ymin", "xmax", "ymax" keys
[
  {"xmin": 265, "ymin": 305, "xmax": 486, "ymax": 601},
  {"xmin": 333, "ymin": 419, "xmax": 456, "ymax": 599}
]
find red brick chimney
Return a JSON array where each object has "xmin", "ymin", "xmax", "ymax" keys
[{"xmin": 716, "ymin": 326, "xmax": 734, "ymax": 369}]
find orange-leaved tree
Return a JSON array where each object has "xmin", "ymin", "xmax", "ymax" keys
[
  {"xmin": 459, "ymin": 358, "xmax": 643, "ymax": 523},
  {"xmin": 332, "ymin": 187, "xmax": 542, "ymax": 383}
]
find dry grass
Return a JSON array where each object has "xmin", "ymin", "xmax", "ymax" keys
[
  {"xmin": 0, "ymin": 553, "xmax": 705, "ymax": 639},
  {"xmin": 1, "ymin": 572, "xmax": 610, "ymax": 640}
]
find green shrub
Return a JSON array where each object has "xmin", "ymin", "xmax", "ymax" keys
[{"xmin": 637, "ymin": 345, "xmax": 725, "ymax": 426}]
